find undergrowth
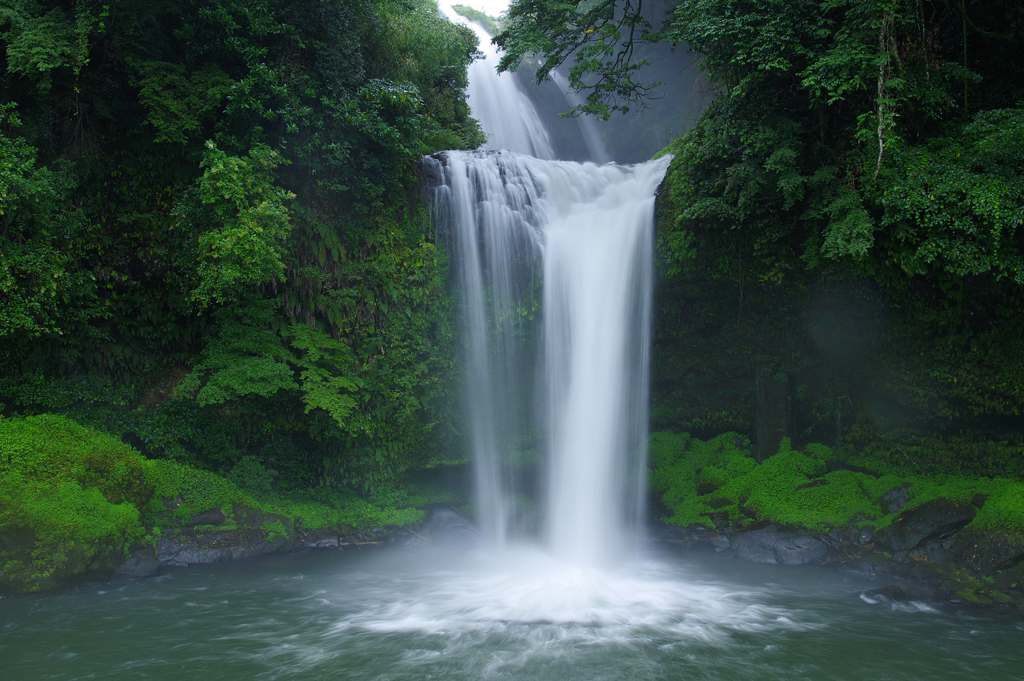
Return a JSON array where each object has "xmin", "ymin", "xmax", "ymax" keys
[
  {"xmin": 1, "ymin": 415, "xmax": 431, "ymax": 592},
  {"xmin": 650, "ymin": 431, "xmax": 1024, "ymax": 535}
]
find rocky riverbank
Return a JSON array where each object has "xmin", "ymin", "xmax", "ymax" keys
[
  {"xmin": 651, "ymin": 497, "xmax": 1024, "ymax": 609},
  {"xmin": 115, "ymin": 504, "xmax": 478, "ymax": 578}
]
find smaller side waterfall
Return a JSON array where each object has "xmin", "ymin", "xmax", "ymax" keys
[
  {"xmin": 550, "ymin": 71, "xmax": 610, "ymax": 164},
  {"xmin": 427, "ymin": 151, "xmax": 670, "ymax": 566}
]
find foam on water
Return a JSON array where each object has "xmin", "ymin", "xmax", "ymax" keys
[{"xmin": 331, "ymin": 550, "xmax": 810, "ymax": 649}]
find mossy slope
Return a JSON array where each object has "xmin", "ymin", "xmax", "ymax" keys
[
  {"xmin": 651, "ymin": 431, "xmax": 1024, "ymax": 537},
  {"xmin": 0, "ymin": 415, "xmax": 429, "ymax": 593}
]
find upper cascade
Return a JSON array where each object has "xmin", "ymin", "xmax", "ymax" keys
[{"xmin": 440, "ymin": 4, "xmax": 555, "ymax": 159}]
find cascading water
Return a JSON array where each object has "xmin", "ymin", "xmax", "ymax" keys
[
  {"xmin": 550, "ymin": 70, "xmax": 611, "ymax": 164},
  {"xmin": 440, "ymin": 6, "xmax": 554, "ymax": 158},
  {"xmin": 426, "ymin": 6, "xmax": 670, "ymax": 565},
  {"xmin": 427, "ymin": 152, "xmax": 668, "ymax": 563}
]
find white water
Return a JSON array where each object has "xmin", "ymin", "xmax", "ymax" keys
[
  {"xmin": 429, "ymin": 3, "xmax": 670, "ymax": 567},
  {"xmin": 441, "ymin": 5, "xmax": 554, "ymax": 158},
  {"xmin": 428, "ymin": 152, "xmax": 668, "ymax": 563}
]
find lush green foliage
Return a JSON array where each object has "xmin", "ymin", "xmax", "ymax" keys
[
  {"xmin": 0, "ymin": 0, "xmax": 481, "ymax": 493},
  {"xmin": 635, "ymin": 1, "xmax": 1024, "ymax": 463},
  {"xmin": 651, "ymin": 430, "xmax": 1024, "ymax": 535},
  {"xmin": 496, "ymin": 0, "xmax": 660, "ymax": 119},
  {"xmin": 0, "ymin": 415, "xmax": 152, "ymax": 591},
  {"xmin": 0, "ymin": 414, "xmax": 428, "ymax": 591},
  {"xmin": 451, "ymin": 5, "xmax": 501, "ymax": 37}
]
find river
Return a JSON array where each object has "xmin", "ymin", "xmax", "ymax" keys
[{"xmin": 3, "ymin": 545, "xmax": 1023, "ymax": 680}]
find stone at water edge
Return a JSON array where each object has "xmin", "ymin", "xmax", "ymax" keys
[
  {"xmin": 117, "ymin": 547, "xmax": 160, "ymax": 577},
  {"xmin": 874, "ymin": 498, "xmax": 976, "ymax": 553},
  {"xmin": 729, "ymin": 524, "xmax": 831, "ymax": 565},
  {"xmin": 953, "ymin": 529, "xmax": 1024, "ymax": 574},
  {"xmin": 423, "ymin": 506, "xmax": 479, "ymax": 547}
]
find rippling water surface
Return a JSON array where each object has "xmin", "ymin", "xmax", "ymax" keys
[{"xmin": 2, "ymin": 546, "xmax": 1023, "ymax": 680}]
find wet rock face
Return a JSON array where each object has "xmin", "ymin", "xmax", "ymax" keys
[
  {"xmin": 874, "ymin": 499, "xmax": 976, "ymax": 552},
  {"xmin": 158, "ymin": 527, "xmax": 298, "ymax": 566},
  {"xmin": 729, "ymin": 525, "xmax": 830, "ymax": 565},
  {"xmin": 117, "ymin": 547, "xmax": 160, "ymax": 577},
  {"xmin": 953, "ymin": 530, "xmax": 1024, "ymax": 574}
]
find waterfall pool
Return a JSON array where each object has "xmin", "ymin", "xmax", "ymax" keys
[{"xmin": 3, "ymin": 545, "xmax": 1022, "ymax": 680}]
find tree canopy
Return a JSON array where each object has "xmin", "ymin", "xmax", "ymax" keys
[{"xmin": 0, "ymin": 0, "xmax": 482, "ymax": 490}]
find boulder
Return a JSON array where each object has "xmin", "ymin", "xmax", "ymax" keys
[
  {"xmin": 854, "ymin": 525, "xmax": 875, "ymax": 545},
  {"xmin": 158, "ymin": 527, "xmax": 297, "ymax": 566},
  {"xmin": 301, "ymin": 529, "xmax": 340, "ymax": 549},
  {"xmin": 874, "ymin": 499, "xmax": 975, "ymax": 552},
  {"xmin": 729, "ymin": 525, "xmax": 830, "ymax": 565},
  {"xmin": 879, "ymin": 487, "xmax": 910, "ymax": 514},
  {"xmin": 117, "ymin": 547, "xmax": 160, "ymax": 577},
  {"xmin": 862, "ymin": 583, "xmax": 935, "ymax": 602},
  {"xmin": 953, "ymin": 529, "xmax": 1024, "ymax": 574}
]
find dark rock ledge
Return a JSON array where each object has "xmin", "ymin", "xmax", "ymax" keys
[
  {"xmin": 115, "ymin": 504, "xmax": 473, "ymax": 579},
  {"xmin": 650, "ymin": 497, "xmax": 1024, "ymax": 610}
]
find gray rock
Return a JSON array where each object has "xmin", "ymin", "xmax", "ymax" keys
[
  {"xmin": 301, "ymin": 529, "xmax": 339, "ymax": 549},
  {"xmin": 117, "ymin": 547, "xmax": 160, "ymax": 577},
  {"xmin": 729, "ymin": 525, "xmax": 830, "ymax": 565},
  {"xmin": 424, "ymin": 507, "xmax": 478, "ymax": 547},
  {"xmin": 711, "ymin": 535, "xmax": 730, "ymax": 552},
  {"xmin": 874, "ymin": 499, "xmax": 976, "ymax": 552},
  {"xmin": 158, "ymin": 528, "xmax": 296, "ymax": 566},
  {"xmin": 879, "ymin": 487, "xmax": 910, "ymax": 514},
  {"xmin": 190, "ymin": 509, "xmax": 227, "ymax": 526},
  {"xmin": 855, "ymin": 525, "xmax": 875, "ymax": 545},
  {"xmin": 953, "ymin": 529, "xmax": 1024, "ymax": 574},
  {"xmin": 863, "ymin": 583, "xmax": 935, "ymax": 602}
]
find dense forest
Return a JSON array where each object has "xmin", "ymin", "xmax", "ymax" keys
[
  {"xmin": 1, "ymin": 0, "xmax": 483, "ymax": 491},
  {"xmin": 2, "ymin": 0, "xmax": 1023, "ymax": 593},
  {"xmin": 495, "ymin": 0, "xmax": 1023, "ymax": 475}
]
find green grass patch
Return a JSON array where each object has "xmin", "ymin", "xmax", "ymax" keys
[{"xmin": 0, "ymin": 414, "xmax": 153, "ymax": 591}]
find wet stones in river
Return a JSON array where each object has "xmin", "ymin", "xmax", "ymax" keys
[
  {"xmin": 729, "ymin": 524, "xmax": 831, "ymax": 565},
  {"xmin": 862, "ymin": 583, "xmax": 935, "ymax": 603},
  {"xmin": 874, "ymin": 498, "xmax": 976, "ymax": 553}
]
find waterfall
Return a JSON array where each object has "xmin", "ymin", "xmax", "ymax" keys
[
  {"xmin": 426, "ymin": 152, "xmax": 669, "ymax": 565},
  {"xmin": 440, "ymin": 6, "xmax": 554, "ymax": 159},
  {"xmin": 550, "ymin": 71, "xmax": 611, "ymax": 164},
  {"xmin": 426, "ymin": 3, "xmax": 670, "ymax": 567}
]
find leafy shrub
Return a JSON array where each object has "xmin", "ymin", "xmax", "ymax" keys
[{"xmin": 229, "ymin": 456, "xmax": 278, "ymax": 493}]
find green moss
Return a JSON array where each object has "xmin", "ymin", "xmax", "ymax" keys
[
  {"xmin": 146, "ymin": 459, "xmax": 426, "ymax": 532},
  {"xmin": 0, "ymin": 415, "xmax": 154, "ymax": 592},
  {"xmin": 650, "ymin": 430, "xmax": 1024, "ymax": 536},
  {"xmin": 1, "ymin": 414, "xmax": 431, "ymax": 592}
]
